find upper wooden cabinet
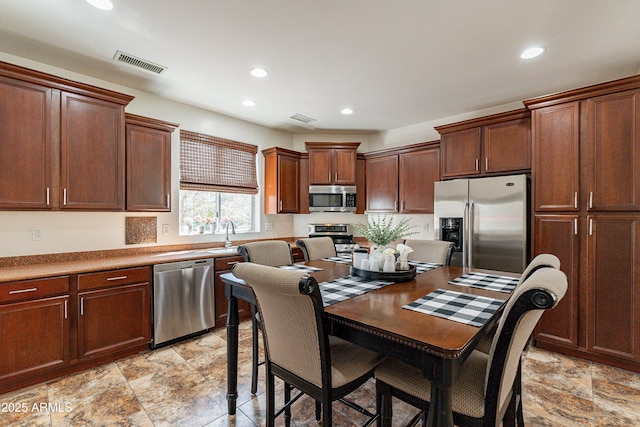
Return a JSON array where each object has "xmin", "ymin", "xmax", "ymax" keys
[
  {"xmin": 305, "ymin": 142, "xmax": 360, "ymax": 185},
  {"xmin": 365, "ymin": 142, "xmax": 440, "ymax": 214},
  {"xmin": 435, "ymin": 109, "xmax": 531, "ymax": 179},
  {"xmin": 262, "ymin": 147, "xmax": 300, "ymax": 214},
  {"xmin": 0, "ymin": 61, "xmax": 134, "ymax": 211},
  {"xmin": 125, "ymin": 114, "xmax": 178, "ymax": 211}
]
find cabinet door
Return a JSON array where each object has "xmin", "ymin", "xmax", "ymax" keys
[
  {"xmin": 278, "ymin": 154, "xmax": 300, "ymax": 213},
  {"xmin": 441, "ymin": 128, "xmax": 482, "ymax": 178},
  {"xmin": 126, "ymin": 123, "xmax": 171, "ymax": 211},
  {"xmin": 583, "ymin": 90, "xmax": 640, "ymax": 211},
  {"xmin": 78, "ymin": 283, "xmax": 150, "ymax": 359},
  {"xmin": 366, "ymin": 155, "xmax": 398, "ymax": 212},
  {"xmin": 0, "ymin": 76, "xmax": 53, "ymax": 209},
  {"xmin": 214, "ymin": 265, "xmax": 251, "ymax": 330},
  {"xmin": 308, "ymin": 148, "xmax": 333, "ymax": 185},
  {"xmin": 333, "ymin": 148, "xmax": 357, "ymax": 185},
  {"xmin": 483, "ymin": 118, "xmax": 531, "ymax": 174},
  {"xmin": 585, "ymin": 215, "xmax": 640, "ymax": 362},
  {"xmin": 60, "ymin": 92, "xmax": 125, "ymax": 210},
  {"xmin": 399, "ymin": 149, "xmax": 439, "ymax": 213},
  {"xmin": 532, "ymin": 215, "xmax": 580, "ymax": 348},
  {"xmin": 532, "ymin": 102, "xmax": 580, "ymax": 211},
  {"xmin": 0, "ymin": 296, "xmax": 69, "ymax": 382}
]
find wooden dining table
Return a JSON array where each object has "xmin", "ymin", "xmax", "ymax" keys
[{"xmin": 222, "ymin": 259, "xmax": 518, "ymax": 427}]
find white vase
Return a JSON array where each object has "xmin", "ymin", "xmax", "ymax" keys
[{"xmin": 383, "ymin": 254, "xmax": 395, "ymax": 272}]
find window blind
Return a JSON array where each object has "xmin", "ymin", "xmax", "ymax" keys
[{"xmin": 179, "ymin": 130, "xmax": 258, "ymax": 194}]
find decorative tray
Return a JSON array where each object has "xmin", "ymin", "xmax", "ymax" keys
[{"xmin": 349, "ymin": 265, "xmax": 417, "ymax": 282}]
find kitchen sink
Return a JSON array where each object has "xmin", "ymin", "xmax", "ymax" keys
[{"xmin": 203, "ymin": 246, "xmax": 239, "ymax": 254}]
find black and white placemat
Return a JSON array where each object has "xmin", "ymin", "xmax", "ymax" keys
[
  {"xmin": 403, "ymin": 288, "xmax": 505, "ymax": 327},
  {"xmin": 408, "ymin": 261, "xmax": 442, "ymax": 274},
  {"xmin": 319, "ymin": 275, "xmax": 393, "ymax": 307},
  {"xmin": 321, "ymin": 253, "xmax": 353, "ymax": 264},
  {"xmin": 448, "ymin": 272, "xmax": 519, "ymax": 293},
  {"xmin": 278, "ymin": 264, "xmax": 323, "ymax": 273}
]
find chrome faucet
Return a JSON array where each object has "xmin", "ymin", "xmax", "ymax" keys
[{"xmin": 224, "ymin": 221, "xmax": 236, "ymax": 248}]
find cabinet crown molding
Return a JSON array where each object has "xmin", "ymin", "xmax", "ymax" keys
[
  {"xmin": 434, "ymin": 108, "xmax": 530, "ymax": 135},
  {"xmin": 304, "ymin": 142, "xmax": 361, "ymax": 151}
]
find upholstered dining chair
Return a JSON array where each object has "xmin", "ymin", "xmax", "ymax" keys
[
  {"xmin": 375, "ymin": 266, "xmax": 567, "ymax": 427},
  {"xmin": 237, "ymin": 240, "xmax": 295, "ymax": 394},
  {"xmin": 402, "ymin": 239, "xmax": 454, "ymax": 265},
  {"xmin": 295, "ymin": 236, "xmax": 337, "ymax": 261},
  {"xmin": 233, "ymin": 262, "xmax": 384, "ymax": 427}
]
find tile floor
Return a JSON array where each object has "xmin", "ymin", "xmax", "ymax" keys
[{"xmin": 1, "ymin": 321, "xmax": 639, "ymax": 426}]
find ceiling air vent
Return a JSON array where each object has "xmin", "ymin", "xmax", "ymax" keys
[
  {"xmin": 113, "ymin": 50, "xmax": 167, "ymax": 75},
  {"xmin": 289, "ymin": 113, "xmax": 317, "ymax": 124}
]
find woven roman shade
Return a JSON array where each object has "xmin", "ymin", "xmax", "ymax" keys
[{"xmin": 180, "ymin": 130, "xmax": 258, "ymax": 194}]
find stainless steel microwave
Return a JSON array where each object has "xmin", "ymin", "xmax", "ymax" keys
[{"xmin": 308, "ymin": 185, "xmax": 357, "ymax": 212}]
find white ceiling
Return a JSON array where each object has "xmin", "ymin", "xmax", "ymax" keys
[{"xmin": 1, "ymin": 0, "xmax": 640, "ymax": 134}]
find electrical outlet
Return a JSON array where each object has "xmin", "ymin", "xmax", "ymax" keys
[
  {"xmin": 162, "ymin": 224, "xmax": 170, "ymax": 235},
  {"xmin": 265, "ymin": 222, "xmax": 273, "ymax": 231},
  {"xmin": 32, "ymin": 227, "xmax": 42, "ymax": 241}
]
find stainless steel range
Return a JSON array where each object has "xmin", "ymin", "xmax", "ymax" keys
[{"xmin": 308, "ymin": 223, "xmax": 356, "ymax": 253}]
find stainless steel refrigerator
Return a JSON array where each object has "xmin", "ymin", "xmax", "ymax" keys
[{"xmin": 434, "ymin": 174, "xmax": 529, "ymax": 273}]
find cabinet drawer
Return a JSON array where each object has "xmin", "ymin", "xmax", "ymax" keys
[
  {"xmin": 214, "ymin": 256, "xmax": 244, "ymax": 271},
  {"xmin": 0, "ymin": 276, "xmax": 70, "ymax": 304},
  {"xmin": 78, "ymin": 267, "xmax": 150, "ymax": 291}
]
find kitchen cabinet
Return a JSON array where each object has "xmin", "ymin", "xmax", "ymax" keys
[
  {"xmin": 262, "ymin": 147, "xmax": 301, "ymax": 214},
  {"xmin": 125, "ymin": 114, "xmax": 178, "ymax": 211},
  {"xmin": 0, "ymin": 61, "xmax": 134, "ymax": 211},
  {"xmin": 436, "ymin": 109, "xmax": 531, "ymax": 179},
  {"xmin": 305, "ymin": 142, "xmax": 360, "ymax": 185},
  {"xmin": 0, "ymin": 277, "xmax": 70, "ymax": 385},
  {"xmin": 356, "ymin": 155, "xmax": 366, "ymax": 214},
  {"xmin": 527, "ymin": 74, "xmax": 640, "ymax": 373},
  {"xmin": 77, "ymin": 267, "xmax": 151, "ymax": 360},
  {"xmin": 214, "ymin": 255, "xmax": 250, "ymax": 329},
  {"xmin": 365, "ymin": 142, "xmax": 439, "ymax": 213}
]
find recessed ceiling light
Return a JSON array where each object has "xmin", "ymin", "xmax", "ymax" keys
[
  {"xmin": 242, "ymin": 99, "xmax": 256, "ymax": 107},
  {"xmin": 341, "ymin": 108, "xmax": 354, "ymax": 115},
  {"xmin": 520, "ymin": 47, "xmax": 545, "ymax": 59},
  {"xmin": 86, "ymin": 0, "xmax": 114, "ymax": 10},
  {"xmin": 250, "ymin": 68, "xmax": 268, "ymax": 78}
]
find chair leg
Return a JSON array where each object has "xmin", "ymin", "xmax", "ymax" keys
[
  {"xmin": 266, "ymin": 365, "xmax": 275, "ymax": 427},
  {"xmin": 322, "ymin": 394, "xmax": 332, "ymax": 427},
  {"xmin": 251, "ymin": 305, "xmax": 259, "ymax": 394},
  {"xmin": 284, "ymin": 382, "xmax": 292, "ymax": 427},
  {"xmin": 315, "ymin": 400, "xmax": 321, "ymax": 421},
  {"xmin": 376, "ymin": 380, "xmax": 393, "ymax": 427}
]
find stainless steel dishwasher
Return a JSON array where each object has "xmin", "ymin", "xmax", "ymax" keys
[{"xmin": 152, "ymin": 259, "xmax": 214, "ymax": 347}]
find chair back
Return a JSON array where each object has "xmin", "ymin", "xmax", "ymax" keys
[
  {"xmin": 484, "ymin": 266, "xmax": 567, "ymax": 419},
  {"xmin": 296, "ymin": 237, "xmax": 337, "ymax": 261},
  {"xmin": 232, "ymin": 262, "xmax": 328, "ymax": 387},
  {"xmin": 403, "ymin": 239, "xmax": 454, "ymax": 265},
  {"xmin": 237, "ymin": 240, "xmax": 294, "ymax": 266},
  {"xmin": 519, "ymin": 253, "xmax": 561, "ymax": 284}
]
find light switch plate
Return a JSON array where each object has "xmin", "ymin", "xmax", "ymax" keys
[{"xmin": 162, "ymin": 224, "xmax": 170, "ymax": 235}]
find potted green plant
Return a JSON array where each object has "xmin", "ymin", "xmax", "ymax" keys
[{"xmin": 352, "ymin": 214, "xmax": 418, "ymax": 250}]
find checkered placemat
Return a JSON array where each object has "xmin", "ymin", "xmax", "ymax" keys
[
  {"xmin": 278, "ymin": 264, "xmax": 323, "ymax": 273},
  {"xmin": 319, "ymin": 275, "xmax": 393, "ymax": 307},
  {"xmin": 403, "ymin": 288, "xmax": 505, "ymax": 327},
  {"xmin": 321, "ymin": 253, "xmax": 353, "ymax": 264},
  {"xmin": 408, "ymin": 261, "xmax": 442, "ymax": 274},
  {"xmin": 449, "ymin": 272, "xmax": 519, "ymax": 293}
]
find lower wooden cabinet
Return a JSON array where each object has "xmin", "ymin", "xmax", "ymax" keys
[
  {"xmin": 533, "ymin": 213, "xmax": 640, "ymax": 371},
  {"xmin": 214, "ymin": 255, "xmax": 251, "ymax": 329}
]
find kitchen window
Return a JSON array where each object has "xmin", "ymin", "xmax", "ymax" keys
[{"xmin": 178, "ymin": 130, "xmax": 258, "ymax": 235}]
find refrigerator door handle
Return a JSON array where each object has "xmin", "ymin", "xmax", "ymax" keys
[{"xmin": 463, "ymin": 202, "xmax": 469, "ymax": 268}]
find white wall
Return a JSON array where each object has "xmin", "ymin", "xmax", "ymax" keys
[{"xmin": 0, "ymin": 52, "xmax": 524, "ymax": 257}]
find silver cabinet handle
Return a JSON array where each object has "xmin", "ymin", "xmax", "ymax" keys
[
  {"xmin": 46, "ymin": 187, "xmax": 50, "ymax": 206},
  {"xmin": 9, "ymin": 287, "xmax": 37, "ymax": 294},
  {"xmin": 279, "ymin": 200, "xmax": 283, "ymax": 211},
  {"xmin": 329, "ymin": 173, "xmax": 331, "ymax": 182},
  {"xmin": 574, "ymin": 192, "xmax": 578, "ymax": 209},
  {"xmin": 80, "ymin": 297, "xmax": 84, "ymax": 316},
  {"xmin": 589, "ymin": 192, "xmax": 593, "ymax": 209},
  {"xmin": 107, "ymin": 275, "xmax": 128, "ymax": 281},
  {"xmin": 63, "ymin": 188, "xmax": 67, "ymax": 205},
  {"xmin": 64, "ymin": 300, "xmax": 68, "ymax": 319},
  {"xmin": 335, "ymin": 172, "xmax": 337, "ymax": 182},
  {"xmin": 475, "ymin": 159, "xmax": 479, "ymax": 171},
  {"xmin": 574, "ymin": 218, "xmax": 578, "ymax": 235},
  {"xmin": 485, "ymin": 158, "xmax": 488, "ymax": 170},
  {"xmin": 589, "ymin": 218, "xmax": 593, "ymax": 236},
  {"xmin": 226, "ymin": 261, "xmax": 240, "ymax": 267},
  {"xmin": 166, "ymin": 194, "xmax": 170, "ymax": 209}
]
